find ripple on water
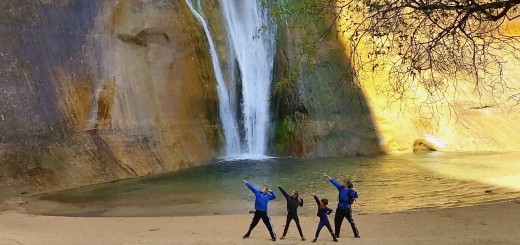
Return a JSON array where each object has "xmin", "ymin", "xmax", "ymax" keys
[{"xmin": 33, "ymin": 152, "xmax": 520, "ymax": 217}]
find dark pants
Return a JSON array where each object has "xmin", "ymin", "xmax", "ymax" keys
[
  {"xmin": 244, "ymin": 210, "xmax": 276, "ymax": 239},
  {"xmin": 314, "ymin": 218, "xmax": 335, "ymax": 240},
  {"xmin": 282, "ymin": 212, "xmax": 304, "ymax": 237},
  {"xmin": 334, "ymin": 207, "xmax": 359, "ymax": 237}
]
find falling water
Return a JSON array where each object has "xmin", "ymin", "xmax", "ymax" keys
[
  {"xmin": 186, "ymin": 0, "xmax": 275, "ymax": 159},
  {"xmin": 219, "ymin": 1, "xmax": 276, "ymax": 157},
  {"xmin": 85, "ymin": 84, "xmax": 103, "ymax": 130},
  {"xmin": 185, "ymin": 0, "xmax": 242, "ymax": 156}
]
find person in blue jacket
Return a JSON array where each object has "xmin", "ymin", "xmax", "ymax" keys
[
  {"xmin": 323, "ymin": 173, "xmax": 360, "ymax": 238},
  {"xmin": 310, "ymin": 192, "xmax": 338, "ymax": 242},
  {"xmin": 242, "ymin": 179, "xmax": 277, "ymax": 241}
]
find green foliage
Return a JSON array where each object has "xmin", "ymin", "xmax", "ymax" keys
[
  {"xmin": 262, "ymin": 0, "xmax": 334, "ymax": 60},
  {"xmin": 266, "ymin": 0, "xmax": 354, "ymax": 153},
  {"xmin": 267, "ymin": 0, "xmax": 337, "ymax": 105},
  {"xmin": 272, "ymin": 68, "xmax": 297, "ymax": 107},
  {"xmin": 273, "ymin": 118, "xmax": 296, "ymax": 154},
  {"xmin": 262, "ymin": 0, "xmax": 323, "ymax": 21}
]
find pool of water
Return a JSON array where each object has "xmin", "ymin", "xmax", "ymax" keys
[{"xmin": 33, "ymin": 152, "xmax": 520, "ymax": 217}]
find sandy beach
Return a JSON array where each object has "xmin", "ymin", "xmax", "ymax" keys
[{"xmin": 1, "ymin": 199, "xmax": 519, "ymax": 245}]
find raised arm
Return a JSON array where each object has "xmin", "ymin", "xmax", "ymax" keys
[
  {"xmin": 299, "ymin": 197, "xmax": 304, "ymax": 207},
  {"xmin": 330, "ymin": 178, "xmax": 343, "ymax": 190},
  {"xmin": 277, "ymin": 185, "xmax": 290, "ymax": 200},
  {"xmin": 323, "ymin": 173, "xmax": 332, "ymax": 181},
  {"xmin": 323, "ymin": 173, "xmax": 342, "ymax": 190},
  {"xmin": 311, "ymin": 193, "xmax": 320, "ymax": 205},
  {"xmin": 244, "ymin": 180, "xmax": 260, "ymax": 195}
]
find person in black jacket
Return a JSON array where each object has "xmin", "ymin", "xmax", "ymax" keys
[{"xmin": 278, "ymin": 185, "xmax": 306, "ymax": 241}]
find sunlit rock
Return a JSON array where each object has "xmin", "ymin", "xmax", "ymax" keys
[{"xmin": 413, "ymin": 138, "xmax": 439, "ymax": 152}]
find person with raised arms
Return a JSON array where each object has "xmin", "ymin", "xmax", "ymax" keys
[
  {"xmin": 310, "ymin": 192, "xmax": 338, "ymax": 242},
  {"xmin": 242, "ymin": 179, "xmax": 277, "ymax": 241},
  {"xmin": 277, "ymin": 185, "xmax": 306, "ymax": 241},
  {"xmin": 323, "ymin": 173, "xmax": 360, "ymax": 238}
]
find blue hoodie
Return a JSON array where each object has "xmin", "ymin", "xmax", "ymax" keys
[
  {"xmin": 246, "ymin": 183, "xmax": 276, "ymax": 211},
  {"xmin": 330, "ymin": 178, "xmax": 358, "ymax": 209}
]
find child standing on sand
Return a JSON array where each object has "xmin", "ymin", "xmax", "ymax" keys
[
  {"xmin": 311, "ymin": 192, "xmax": 338, "ymax": 242},
  {"xmin": 242, "ymin": 179, "xmax": 277, "ymax": 241},
  {"xmin": 277, "ymin": 185, "xmax": 306, "ymax": 241}
]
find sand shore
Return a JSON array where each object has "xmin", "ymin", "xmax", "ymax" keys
[{"xmin": 1, "ymin": 200, "xmax": 519, "ymax": 245}]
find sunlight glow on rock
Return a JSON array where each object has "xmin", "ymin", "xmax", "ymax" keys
[{"xmin": 424, "ymin": 135, "xmax": 446, "ymax": 149}]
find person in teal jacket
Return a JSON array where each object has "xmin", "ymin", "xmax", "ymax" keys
[
  {"xmin": 242, "ymin": 179, "xmax": 277, "ymax": 241},
  {"xmin": 323, "ymin": 173, "xmax": 360, "ymax": 238}
]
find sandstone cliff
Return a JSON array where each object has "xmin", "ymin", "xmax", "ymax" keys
[
  {"xmin": 0, "ymin": 0, "xmax": 221, "ymax": 197},
  {"xmin": 272, "ymin": 3, "xmax": 520, "ymax": 156}
]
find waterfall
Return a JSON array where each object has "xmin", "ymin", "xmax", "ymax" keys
[
  {"xmin": 185, "ymin": 0, "xmax": 242, "ymax": 156},
  {"xmin": 220, "ymin": 1, "xmax": 276, "ymax": 157},
  {"xmin": 186, "ymin": 0, "xmax": 275, "ymax": 159},
  {"xmin": 86, "ymin": 84, "xmax": 103, "ymax": 131}
]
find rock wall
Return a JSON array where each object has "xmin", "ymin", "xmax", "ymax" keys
[
  {"xmin": 0, "ymin": 0, "xmax": 222, "ymax": 197},
  {"xmin": 335, "ymin": 18, "xmax": 520, "ymax": 154},
  {"xmin": 272, "ymin": 2, "xmax": 520, "ymax": 156},
  {"xmin": 2, "ymin": 0, "xmax": 519, "ymax": 198},
  {"xmin": 271, "ymin": 14, "xmax": 384, "ymax": 157}
]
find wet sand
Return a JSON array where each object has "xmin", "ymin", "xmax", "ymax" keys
[{"xmin": 1, "ymin": 199, "xmax": 519, "ymax": 245}]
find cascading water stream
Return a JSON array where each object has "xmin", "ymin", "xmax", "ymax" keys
[
  {"xmin": 219, "ymin": 1, "xmax": 276, "ymax": 157},
  {"xmin": 85, "ymin": 84, "xmax": 103, "ymax": 130},
  {"xmin": 186, "ymin": 0, "xmax": 275, "ymax": 159},
  {"xmin": 185, "ymin": 0, "xmax": 242, "ymax": 156}
]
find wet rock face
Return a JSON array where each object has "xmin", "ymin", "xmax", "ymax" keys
[
  {"xmin": 0, "ymin": 0, "xmax": 99, "ymax": 142},
  {"xmin": 271, "ymin": 17, "xmax": 385, "ymax": 157},
  {"xmin": 0, "ymin": 0, "xmax": 221, "ymax": 197}
]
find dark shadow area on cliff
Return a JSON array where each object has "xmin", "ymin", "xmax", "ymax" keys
[
  {"xmin": 0, "ymin": 0, "xmax": 104, "ymax": 198},
  {"xmin": 0, "ymin": 1, "xmax": 100, "ymax": 143},
  {"xmin": 268, "ymin": 15, "xmax": 384, "ymax": 158}
]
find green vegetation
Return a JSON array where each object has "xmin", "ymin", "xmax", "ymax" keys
[{"xmin": 273, "ymin": 118, "xmax": 296, "ymax": 154}]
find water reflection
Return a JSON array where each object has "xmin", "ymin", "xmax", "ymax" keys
[{"xmin": 35, "ymin": 152, "xmax": 520, "ymax": 217}]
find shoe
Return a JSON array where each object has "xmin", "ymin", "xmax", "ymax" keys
[
  {"xmin": 280, "ymin": 236, "xmax": 285, "ymax": 240},
  {"xmin": 354, "ymin": 235, "xmax": 361, "ymax": 238},
  {"xmin": 301, "ymin": 237, "xmax": 306, "ymax": 241},
  {"xmin": 333, "ymin": 238, "xmax": 338, "ymax": 242},
  {"xmin": 272, "ymin": 238, "xmax": 277, "ymax": 241},
  {"xmin": 243, "ymin": 234, "xmax": 249, "ymax": 239},
  {"xmin": 312, "ymin": 239, "xmax": 317, "ymax": 243}
]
